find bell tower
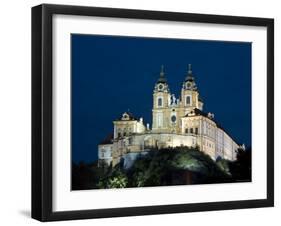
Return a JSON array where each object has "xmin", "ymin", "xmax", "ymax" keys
[
  {"xmin": 180, "ymin": 64, "xmax": 203, "ymax": 114},
  {"xmin": 152, "ymin": 65, "xmax": 171, "ymax": 131}
]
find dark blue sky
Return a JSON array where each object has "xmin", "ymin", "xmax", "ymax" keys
[{"xmin": 71, "ymin": 34, "xmax": 251, "ymax": 163}]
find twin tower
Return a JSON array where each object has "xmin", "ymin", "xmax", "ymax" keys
[{"xmin": 152, "ymin": 64, "xmax": 204, "ymax": 134}]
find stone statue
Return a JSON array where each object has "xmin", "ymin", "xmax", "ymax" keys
[
  {"xmin": 172, "ymin": 94, "xmax": 176, "ymax": 105},
  {"xmin": 146, "ymin": 123, "xmax": 150, "ymax": 130}
]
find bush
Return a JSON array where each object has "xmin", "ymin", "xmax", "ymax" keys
[{"xmin": 72, "ymin": 146, "xmax": 251, "ymax": 189}]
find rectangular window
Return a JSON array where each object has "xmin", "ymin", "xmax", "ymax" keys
[
  {"xmin": 190, "ymin": 128, "xmax": 193, "ymax": 133},
  {"xmin": 185, "ymin": 128, "xmax": 188, "ymax": 133},
  {"xmin": 195, "ymin": 128, "xmax": 198, "ymax": 134}
]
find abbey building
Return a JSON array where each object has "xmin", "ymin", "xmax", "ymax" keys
[{"xmin": 98, "ymin": 65, "xmax": 242, "ymax": 167}]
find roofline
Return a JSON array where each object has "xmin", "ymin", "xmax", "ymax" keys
[{"xmin": 182, "ymin": 113, "xmax": 240, "ymax": 146}]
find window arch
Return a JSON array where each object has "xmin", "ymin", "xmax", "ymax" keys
[
  {"xmin": 158, "ymin": 97, "xmax": 163, "ymax": 107},
  {"xmin": 186, "ymin": 95, "xmax": 191, "ymax": 106}
]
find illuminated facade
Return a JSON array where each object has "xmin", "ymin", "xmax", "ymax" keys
[{"xmin": 98, "ymin": 65, "xmax": 241, "ymax": 166}]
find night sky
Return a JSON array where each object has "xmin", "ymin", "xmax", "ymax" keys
[{"xmin": 71, "ymin": 34, "xmax": 252, "ymax": 164}]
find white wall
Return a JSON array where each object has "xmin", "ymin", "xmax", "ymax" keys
[
  {"xmin": 98, "ymin": 145, "xmax": 113, "ymax": 159},
  {"xmin": 0, "ymin": 0, "xmax": 279, "ymax": 225}
]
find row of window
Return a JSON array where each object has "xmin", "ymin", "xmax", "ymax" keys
[
  {"xmin": 117, "ymin": 127, "xmax": 133, "ymax": 138},
  {"xmin": 100, "ymin": 149, "xmax": 112, "ymax": 158},
  {"xmin": 118, "ymin": 127, "xmax": 132, "ymax": 132},
  {"xmin": 117, "ymin": 132, "xmax": 132, "ymax": 137},
  {"xmin": 157, "ymin": 96, "xmax": 191, "ymax": 107},
  {"xmin": 185, "ymin": 123, "xmax": 216, "ymax": 138},
  {"xmin": 100, "ymin": 151, "xmax": 109, "ymax": 158},
  {"xmin": 203, "ymin": 140, "xmax": 214, "ymax": 148},
  {"xmin": 185, "ymin": 127, "xmax": 198, "ymax": 134}
]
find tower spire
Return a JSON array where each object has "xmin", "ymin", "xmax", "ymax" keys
[
  {"xmin": 157, "ymin": 65, "xmax": 167, "ymax": 83},
  {"xmin": 160, "ymin": 65, "xmax": 165, "ymax": 77},
  {"xmin": 188, "ymin": 64, "xmax": 192, "ymax": 75},
  {"xmin": 183, "ymin": 64, "xmax": 197, "ymax": 91},
  {"xmin": 185, "ymin": 63, "xmax": 194, "ymax": 82}
]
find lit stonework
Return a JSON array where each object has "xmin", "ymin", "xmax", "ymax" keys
[{"xmin": 98, "ymin": 65, "xmax": 242, "ymax": 167}]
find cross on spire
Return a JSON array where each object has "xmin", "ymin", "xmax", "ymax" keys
[
  {"xmin": 157, "ymin": 64, "xmax": 167, "ymax": 83},
  {"xmin": 185, "ymin": 63, "xmax": 195, "ymax": 82},
  {"xmin": 160, "ymin": 65, "xmax": 165, "ymax": 77},
  {"xmin": 188, "ymin": 64, "xmax": 192, "ymax": 74}
]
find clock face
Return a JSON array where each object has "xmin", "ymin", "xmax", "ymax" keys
[
  {"xmin": 158, "ymin": 84, "xmax": 164, "ymax": 90},
  {"xmin": 186, "ymin": 82, "xmax": 191, "ymax": 88},
  {"xmin": 171, "ymin": 115, "xmax": 177, "ymax": 122}
]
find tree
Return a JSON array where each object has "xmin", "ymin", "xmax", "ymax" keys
[
  {"xmin": 128, "ymin": 146, "xmax": 230, "ymax": 186},
  {"xmin": 98, "ymin": 168, "xmax": 128, "ymax": 188},
  {"xmin": 216, "ymin": 159, "xmax": 231, "ymax": 176},
  {"xmin": 108, "ymin": 175, "xmax": 128, "ymax": 188},
  {"xmin": 229, "ymin": 147, "xmax": 251, "ymax": 181}
]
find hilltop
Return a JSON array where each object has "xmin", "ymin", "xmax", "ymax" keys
[{"xmin": 72, "ymin": 146, "xmax": 251, "ymax": 190}]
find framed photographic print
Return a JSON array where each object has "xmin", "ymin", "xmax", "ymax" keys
[{"xmin": 32, "ymin": 4, "xmax": 274, "ymax": 221}]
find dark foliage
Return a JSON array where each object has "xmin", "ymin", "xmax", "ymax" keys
[
  {"xmin": 125, "ymin": 147, "xmax": 232, "ymax": 187},
  {"xmin": 72, "ymin": 161, "xmax": 102, "ymax": 190},
  {"xmin": 72, "ymin": 146, "xmax": 252, "ymax": 190},
  {"xmin": 229, "ymin": 147, "xmax": 252, "ymax": 182}
]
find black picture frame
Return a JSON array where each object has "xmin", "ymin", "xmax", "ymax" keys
[{"xmin": 32, "ymin": 3, "xmax": 274, "ymax": 222}]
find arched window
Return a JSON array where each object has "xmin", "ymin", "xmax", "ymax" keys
[
  {"xmin": 186, "ymin": 96, "xmax": 191, "ymax": 106},
  {"xmin": 158, "ymin": 97, "xmax": 163, "ymax": 107}
]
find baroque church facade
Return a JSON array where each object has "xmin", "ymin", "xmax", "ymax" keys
[{"xmin": 98, "ymin": 65, "xmax": 242, "ymax": 167}]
